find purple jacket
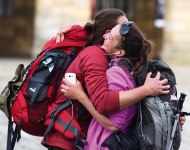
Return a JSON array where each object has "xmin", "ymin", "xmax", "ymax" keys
[{"xmin": 84, "ymin": 58, "xmax": 138, "ymax": 150}]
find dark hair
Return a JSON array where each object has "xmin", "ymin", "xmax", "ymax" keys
[
  {"xmin": 84, "ymin": 8, "xmax": 126, "ymax": 47},
  {"xmin": 119, "ymin": 23, "xmax": 152, "ymax": 77}
]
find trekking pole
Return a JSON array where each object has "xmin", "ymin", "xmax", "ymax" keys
[
  {"xmin": 177, "ymin": 93, "xmax": 190, "ymax": 116},
  {"xmin": 167, "ymin": 93, "xmax": 187, "ymax": 150},
  {"xmin": 177, "ymin": 93, "xmax": 186, "ymax": 113}
]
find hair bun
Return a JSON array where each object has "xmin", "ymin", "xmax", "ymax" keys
[{"xmin": 84, "ymin": 23, "xmax": 94, "ymax": 33}]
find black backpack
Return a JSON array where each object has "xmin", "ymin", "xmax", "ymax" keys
[
  {"xmin": 103, "ymin": 59, "xmax": 189, "ymax": 150},
  {"xmin": 135, "ymin": 60, "xmax": 183, "ymax": 150}
]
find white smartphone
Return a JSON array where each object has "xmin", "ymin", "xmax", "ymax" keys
[{"xmin": 65, "ymin": 73, "xmax": 76, "ymax": 84}]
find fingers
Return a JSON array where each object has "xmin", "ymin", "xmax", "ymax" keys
[
  {"xmin": 160, "ymin": 76, "xmax": 169, "ymax": 94},
  {"xmin": 155, "ymin": 71, "xmax": 161, "ymax": 80},
  {"xmin": 56, "ymin": 33, "xmax": 61, "ymax": 43},
  {"xmin": 160, "ymin": 90, "xmax": 170, "ymax": 94},
  {"xmin": 61, "ymin": 88, "xmax": 66, "ymax": 93},
  {"xmin": 161, "ymin": 84, "xmax": 170, "ymax": 90},
  {"xmin": 146, "ymin": 72, "xmax": 152, "ymax": 78},
  {"xmin": 61, "ymin": 78, "xmax": 72, "ymax": 94},
  {"xmin": 146, "ymin": 71, "xmax": 162, "ymax": 80},
  {"xmin": 56, "ymin": 32, "xmax": 65, "ymax": 43},
  {"xmin": 180, "ymin": 117, "xmax": 186, "ymax": 131},
  {"xmin": 181, "ymin": 126, "xmax": 183, "ymax": 131},
  {"xmin": 62, "ymin": 78, "xmax": 81, "ymax": 91},
  {"xmin": 60, "ymin": 33, "xmax": 65, "ymax": 42},
  {"xmin": 145, "ymin": 71, "xmax": 170, "ymax": 96},
  {"xmin": 62, "ymin": 78, "xmax": 74, "ymax": 85},
  {"xmin": 180, "ymin": 116, "xmax": 186, "ymax": 125},
  {"xmin": 159, "ymin": 81, "xmax": 170, "ymax": 94},
  {"xmin": 55, "ymin": 25, "xmax": 72, "ymax": 43},
  {"xmin": 61, "ymin": 84, "xmax": 68, "ymax": 94},
  {"xmin": 160, "ymin": 78, "xmax": 168, "ymax": 85}
]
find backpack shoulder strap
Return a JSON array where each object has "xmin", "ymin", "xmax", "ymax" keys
[
  {"xmin": 54, "ymin": 47, "xmax": 77, "ymax": 98},
  {"xmin": 116, "ymin": 58, "xmax": 133, "ymax": 73}
]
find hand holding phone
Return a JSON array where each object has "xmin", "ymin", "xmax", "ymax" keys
[{"xmin": 65, "ymin": 73, "xmax": 76, "ymax": 84}]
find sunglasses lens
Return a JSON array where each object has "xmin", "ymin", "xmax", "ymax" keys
[
  {"xmin": 120, "ymin": 21, "xmax": 133, "ymax": 36},
  {"xmin": 120, "ymin": 25, "xmax": 129, "ymax": 35}
]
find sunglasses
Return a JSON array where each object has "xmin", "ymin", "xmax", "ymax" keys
[{"xmin": 119, "ymin": 21, "xmax": 133, "ymax": 36}]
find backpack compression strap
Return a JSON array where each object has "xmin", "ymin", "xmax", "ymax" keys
[
  {"xmin": 6, "ymin": 64, "xmax": 24, "ymax": 150},
  {"xmin": 7, "ymin": 121, "xmax": 21, "ymax": 150},
  {"xmin": 44, "ymin": 100, "xmax": 85, "ymax": 150},
  {"xmin": 44, "ymin": 100, "xmax": 73, "ymax": 141}
]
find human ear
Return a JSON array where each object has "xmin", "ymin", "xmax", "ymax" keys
[{"xmin": 116, "ymin": 50, "xmax": 125, "ymax": 56}]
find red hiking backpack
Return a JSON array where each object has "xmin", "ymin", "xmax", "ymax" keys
[{"xmin": 7, "ymin": 26, "xmax": 87, "ymax": 150}]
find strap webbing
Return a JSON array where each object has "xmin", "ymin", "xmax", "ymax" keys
[
  {"xmin": 44, "ymin": 100, "xmax": 73, "ymax": 143},
  {"xmin": 167, "ymin": 114, "xmax": 180, "ymax": 150},
  {"xmin": 56, "ymin": 118, "xmax": 81, "ymax": 147},
  {"xmin": 7, "ymin": 120, "xmax": 13, "ymax": 150},
  {"xmin": 44, "ymin": 99, "xmax": 85, "ymax": 149},
  {"xmin": 157, "ymin": 100, "xmax": 167, "ymax": 150},
  {"xmin": 165, "ymin": 102, "xmax": 173, "ymax": 150},
  {"xmin": 10, "ymin": 125, "xmax": 21, "ymax": 149},
  {"xmin": 7, "ymin": 121, "xmax": 21, "ymax": 150},
  {"xmin": 54, "ymin": 47, "xmax": 77, "ymax": 99}
]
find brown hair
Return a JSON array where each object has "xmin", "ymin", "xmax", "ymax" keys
[
  {"xmin": 119, "ymin": 23, "xmax": 152, "ymax": 77},
  {"xmin": 84, "ymin": 8, "xmax": 126, "ymax": 47}
]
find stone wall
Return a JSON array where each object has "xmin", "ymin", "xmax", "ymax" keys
[
  {"xmin": 162, "ymin": 0, "xmax": 190, "ymax": 64},
  {"xmin": 132, "ymin": 0, "xmax": 164, "ymax": 59},
  {"xmin": 1, "ymin": 0, "xmax": 190, "ymax": 62},
  {"xmin": 33, "ymin": 0, "xmax": 90, "ymax": 55},
  {"xmin": 0, "ymin": 0, "xmax": 35, "ymax": 57}
]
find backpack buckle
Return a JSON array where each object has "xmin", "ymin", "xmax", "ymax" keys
[{"xmin": 49, "ymin": 113, "xmax": 55, "ymax": 119}]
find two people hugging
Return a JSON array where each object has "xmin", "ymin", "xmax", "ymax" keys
[{"xmin": 45, "ymin": 8, "xmax": 186, "ymax": 150}]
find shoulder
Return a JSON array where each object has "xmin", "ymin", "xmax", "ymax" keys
[
  {"xmin": 107, "ymin": 65, "xmax": 133, "ymax": 80},
  {"xmin": 106, "ymin": 66, "xmax": 136, "ymax": 89},
  {"xmin": 107, "ymin": 65, "xmax": 126, "ymax": 76},
  {"xmin": 80, "ymin": 46, "xmax": 105, "ymax": 56},
  {"xmin": 78, "ymin": 46, "xmax": 108, "ymax": 64}
]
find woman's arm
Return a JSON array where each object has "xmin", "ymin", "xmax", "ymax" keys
[
  {"xmin": 61, "ymin": 80, "xmax": 118, "ymax": 133},
  {"xmin": 119, "ymin": 71, "xmax": 169, "ymax": 110},
  {"xmin": 61, "ymin": 78, "xmax": 186, "ymax": 129}
]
